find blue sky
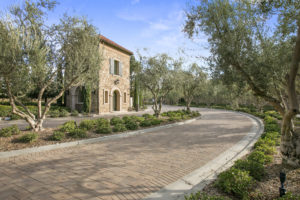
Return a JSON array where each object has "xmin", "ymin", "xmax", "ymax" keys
[{"xmin": 0, "ymin": 0, "xmax": 209, "ymax": 65}]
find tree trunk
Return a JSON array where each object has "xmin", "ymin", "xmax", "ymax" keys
[
  {"xmin": 281, "ymin": 114, "xmax": 300, "ymax": 167},
  {"xmin": 186, "ymin": 100, "xmax": 191, "ymax": 113}
]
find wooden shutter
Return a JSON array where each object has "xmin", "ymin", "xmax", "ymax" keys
[
  {"xmin": 109, "ymin": 58, "xmax": 114, "ymax": 74},
  {"xmin": 119, "ymin": 62, "xmax": 123, "ymax": 76}
]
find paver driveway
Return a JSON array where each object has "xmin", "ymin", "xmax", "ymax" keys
[{"xmin": 0, "ymin": 108, "xmax": 254, "ymax": 200}]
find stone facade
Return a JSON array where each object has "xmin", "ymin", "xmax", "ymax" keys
[{"xmin": 66, "ymin": 36, "xmax": 133, "ymax": 113}]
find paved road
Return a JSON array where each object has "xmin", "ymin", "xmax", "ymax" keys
[{"xmin": 0, "ymin": 108, "xmax": 254, "ymax": 200}]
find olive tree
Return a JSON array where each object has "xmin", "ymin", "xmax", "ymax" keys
[
  {"xmin": 0, "ymin": 0, "xmax": 102, "ymax": 131},
  {"xmin": 184, "ymin": 0, "xmax": 300, "ymax": 167},
  {"xmin": 180, "ymin": 63, "xmax": 206, "ymax": 112},
  {"xmin": 140, "ymin": 54, "xmax": 176, "ymax": 117}
]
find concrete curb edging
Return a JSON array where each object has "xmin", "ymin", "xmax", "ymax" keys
[
  {"xmin": 143, "ymin": 111, "xmax": 264, "ymax": 200},
  {"xmin": 0, "ymin": 117, "xmax": 200, "ymax": 159}
]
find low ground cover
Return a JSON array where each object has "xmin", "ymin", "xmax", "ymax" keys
[
  {"xmin": 184, "ymin": 108, "xmax": 300, "ymax": 200},
  {"xmin": 0, "ymin": 109, "xmax": 200, "ymax": 151}
]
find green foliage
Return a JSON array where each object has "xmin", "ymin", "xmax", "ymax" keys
[
  {"xmin": 18, "ymin": 132, "xmax": 38, "ymax": 143},
  {"xmin": 276, "ymin": 192, "xmax": 300, "ymax": 200},
  {"xmin": 82, "ymin": 86, "xmax": 91, "ymax": 113},
  {"xmin": 255, "ymin": 144, "xmax": 276, "ymax": 155},
  {"xmin": 254, "ymin": 138, "xmax": 276, "ymax": 149},
  {"xmin": 71, "ymin": 110, "xmax": 79, "ymax": 116},
  {"xmin": 142, "ymin": 113, "xmax": 155, "ymax": 120},
  {"xmin": 215, "ymin": 168, "xmax": 254, "ymax": 199},
  {"xmin": 151, "ymin": 118, "xmax": 162, "ymax": 125},
  {"xmin": 0, "ymin": 125, "xmax": 20, "ymax": 137},
  {"xmin": 265, "ymin": 111, "xmax": 282, "ymax": 120},
  {"xmin": 49, "ymin": 110, "xmax": 60, "ymax": 118},
  {"xmin": 50, "ymin": 131, "xmax": 65, "ymax": 141},
  {"xmin": 113, "ymin": 123, "xmax": 127, "ymax": 132},
  {"xmin": 96, "ymin": 118, "xmax": 110, "ymax": 126},
  {"xmin": 59, "ymin": 121, "xmax": 77, "ymax": 133},
  {"xmin": 264, "ymin": 123, "xmax": 280, "ymax": 132},
  {"xmin": 59, "ymin": 109, "xmax": 69, "ymax": 117},
  {"xmin": 96, "ymin": 124, "xmax": 112, "ymax": 134},
  {"xmin": 140, "ymin": 119, "xmax": 152, "ymax": 127},
  {"xmin": 110, "ymin": 117, "xmax": 124, "ymax": 125},
  {"xmin": 68, "ymin": 128, "xmax": 87, "ymax": 138},
  {"xmin": 125, "ymin": 119, "xmax": 139, "ymax": 130},
  {"xmin": 233, "ymin": 159, "xmax": 265, "ymax": 181},
  {"xmin": 79, "ymin": 119, "xmax": 96, "ymax": 130},
  {"xmin": 264, "ymin": 116, "xmax": 277, "ymax": 125},
  {"xmin": 248, "ymin": 150, "xmax": 273, "ymax": 165},
  {"xmin": 185, "ymin": 192, "xmax": 231, "ymax": 200}
]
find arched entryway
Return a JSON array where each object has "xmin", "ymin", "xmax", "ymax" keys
[{"xmin": 112, "ymin": 90, "xmax": 120, "ymax": 111}]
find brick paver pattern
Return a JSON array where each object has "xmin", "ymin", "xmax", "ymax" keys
[{"xmin": 0, "ymin": 109, "xmax": 253, "ymax": 200}]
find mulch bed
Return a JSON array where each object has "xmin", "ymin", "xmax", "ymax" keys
[{"xmin": 202, "ymin": 147, "xmax": 300, "ymax": 199}]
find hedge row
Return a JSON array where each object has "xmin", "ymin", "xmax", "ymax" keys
[{"xmin": 50, "ymin": 110, "xmax": 201, "ymax": 141}]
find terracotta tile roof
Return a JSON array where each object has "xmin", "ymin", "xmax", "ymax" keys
[{"xmin": 100, "ymin": 35, "xmax": 133, "ymax": 55}]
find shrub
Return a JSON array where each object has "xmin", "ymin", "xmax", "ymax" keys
[
  {"xmin": 248, "ymin": 150, "xmax": 273, "ymax": 165},
  {"xmin": 264, "ymin": 123, "xmax": 280, "ymax": 132},
  {"xmin": 215, "ymin": 168, "xmax": 254, "ymax": 199},
  {"xmin": 18, "ymin": 132, "xmax": 38, "ymax": 143},
  {"xmin": 96, "ymin": 118, "xmax": 110, "ymax": 126},
  {"xmin": 59, "ymin": 121, "xmax": 77, "ymax": 133},
  {"xmin": 49, "ymin": 110, "xmax": 60, "ymax": 118},
  {"xmin": 255, "ymin": 144, "xmax": 276, "ymax": 155},
  {"xmin": 142, "ymin": 114, "xmax": 155, "ymax": 119},
  {"xmin": 184, "ymin": 192, "xmax": 231, "ymax": 200},
  {"xmin": 110, "ymin": 117, "xmax": 124, "ymax": 125},
  {"xmin": 264, "ymin": 116, "xmax": 277, "ymax": 124},
  {"xmin": 276, "ymin": 192, "xmax": 300, "ymax": 200},
  {"xmin": 71, "ymin": 110, "xmax": 79, "ymax": 116},
  {"xmin": 59, "ymin": 109, "xmax": 69, "ymax": 117},
  {"xmin": 50, "ymin": 131, "xmax": 65, "ymax": 141},
  {"xmin": 79, "ymin": 119, "xmax": 96, "ymax": 130},
  {"xmin": 140, "ymin": 119, "xmax": 152, "ymax": 127},
  {"xmin": 96, "ymin": 124, "xmax": 112, "ymax": 134},
  {"xmin": 254, "ymin": 138, "xmax": 276, "ymax": 149},
  {"xmin": 122, "ymin": 116, "xmax": 130, "ymax": 123},
  {"xmin": 68, "ymin": 128, "xmax": 87, "ymax": 138},
  {"xmin": 265, "ymin": 110, "xmax": 282, "ymax": 120},
  {"xmin": 125, "ymin": 119, "xmax": 139, "ymax": 130},
  {"xmin": 234, "ymin": 159, "xmax": 265, "ymax": 181},
  {"xmin": 190, "ymin": 111, "xmax": 201, "ymax": 117},
  {"xmin": 168, "ymin": 116, "xmax": 181, "ymax": 122},
  {"xmin": 113, "ymin": 123, "xmax": 127, "ymax": 132},
  {"xmin": 0, "ymin": 125, "xmax": 20, "ymax": 137},
  {"xmin": 151, "ymin": 118, "xmax": 162, "ymax": 125},
  {"xmin": 262, "ymin": 131, "xmax": 280, "ymax": 140}
]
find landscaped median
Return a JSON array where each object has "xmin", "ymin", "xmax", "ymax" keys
[
  {"xmin": 0, "ymin": 109, "xmax": 200, "ymax": 152},
  {"xmin": 184, "ymin": 109, "xmax": 300, "ymax": 200}
]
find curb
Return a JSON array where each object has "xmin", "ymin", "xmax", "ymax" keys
[
  {"xmin": 143, "ymin": 111, "xmax": 264, "ymax": 200},
  {"xmin": 0, "ymin": 117, "xmax": 200, "ymax": 159}
]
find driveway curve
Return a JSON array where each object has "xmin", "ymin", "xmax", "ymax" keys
[{"xmin": 0, "ymin": 108, "xmax": 256, "ymax": 200}]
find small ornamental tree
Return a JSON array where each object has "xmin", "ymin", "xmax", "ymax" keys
[
  {"xmin": 140, "ymin": 54, "xmax": 177, "ymax": 117},
  {"xmin": 180, "ymin": 63, "xmax": 206, "ymax": 112},
  {"xmin": 0, "ymin": 0, "xmax": 102, "ymax": 131}
]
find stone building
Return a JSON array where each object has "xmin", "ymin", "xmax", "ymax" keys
[{"xmin": 66, "ymin": 35, "xmax": 133, "ymax": 113}]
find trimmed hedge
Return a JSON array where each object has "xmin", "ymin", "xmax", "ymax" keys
[
  {"xmin": 79, "ymin": 119, "xmax": 96, "ymax": 130},
  {"xmin": 125, "ymin": 119, "xmax": 139, "ymax": 130},
  {"xmin": 185, "ymin": 192, "xmax": 231, "ymax": 200},
  {"xmin": 233, "ymin": 159, "xmax": 265, "ymax": 181}
]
